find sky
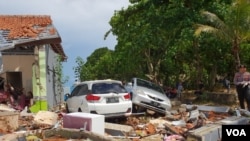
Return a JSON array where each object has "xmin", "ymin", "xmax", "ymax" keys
[{"xmin": 0, "ymin": 0, "xmax": 130, "ymax": 87}]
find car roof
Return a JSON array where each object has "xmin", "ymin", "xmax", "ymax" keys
[
  {"xmin": 132, "ymin": 77, "xmax": 152, "ymax": 83},
  {"xmin": 76, "ymin": 79, "xmax": 122, "ymax": 85}
]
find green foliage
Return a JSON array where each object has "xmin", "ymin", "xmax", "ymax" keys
[
  {"xmin": 54, "ymin": 55, "xmax": 69, "ymax": 104},
  {"xmin": 74, "ymin": 0, "xmax": 250, "ymax": 91},
  {"xmin": 73, "ymin": 56, "xmax": 85, "ymax": 80},
  {"xmin": 194, "ymin": 92, "xmax": 210, "ymax": 103},
  {"xmin": 194, "ymin": 0, "xmax": 250, "ymax": 67},
  {"xmin": 73, "ymin": 47, "xmax": 116, "ymax": 81},
  {"xmin": 55, "ymin": 56, "xmax": 69, "ymax": 85}
]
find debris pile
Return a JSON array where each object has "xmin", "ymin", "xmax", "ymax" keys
[
  {"xmin": 0, "ymin": 103, "xmax": 250, "ymax": 141},
  {"xmin": 118, "ymin": 105, "xmax": 229, "ymax": 140}
]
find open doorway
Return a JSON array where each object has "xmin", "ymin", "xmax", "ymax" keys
[{"xmin": 6, "ymin": 72, "xmax": 23, "ymax": 89}]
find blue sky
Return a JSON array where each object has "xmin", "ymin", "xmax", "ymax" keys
[{"xmin": 0, "ymin": 0, "xmax": 130, "ymax": 87}]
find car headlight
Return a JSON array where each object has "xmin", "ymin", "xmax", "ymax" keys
[{"xmin": 136, "ymin": 89, "xmax": 146, "ymax": 95}]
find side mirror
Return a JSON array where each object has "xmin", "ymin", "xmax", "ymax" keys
[{"xmin": 64, "ymin": 93, "xmax": 70, "ymax": 101}]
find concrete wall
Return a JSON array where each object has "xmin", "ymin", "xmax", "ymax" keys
[
  {"xmin": 32, "ymin": 45, "xmax": 61, "ymax": 111},
  {"xmin": 32, "ymin": 46, "xmax": 47, "ymax": 99},
  {"xmin": 45, "ymin": 45, "xmax": 62, "ymax": 109},
  {"xmin": 1, "ymin": 44, "xmax": 63, "ymax": 111},
  {"xmin": 2, "ymin": 54, "xmax": 34, "ymax": 92}
]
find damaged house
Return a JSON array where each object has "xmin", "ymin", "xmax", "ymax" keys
[{"xmin": 0, "ymin": 15, "xmax": 67, "ymax": 111}]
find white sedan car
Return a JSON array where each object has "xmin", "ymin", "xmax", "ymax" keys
[
  {"xmin": 65, "ymin": 79, "xmax": 132, "ymax": 118},
  {"xmin": 125, "ymin": 78, "xmax": 172, "ymax": 114}
]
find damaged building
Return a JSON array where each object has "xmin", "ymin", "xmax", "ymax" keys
[{"xmin": 0, "ymin": 15, "xmax": 67, "ymax": 111}]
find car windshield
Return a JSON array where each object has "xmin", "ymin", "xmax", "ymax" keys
[
  {"xmin": 92, "ymin": 82, "xmax": 127, "ymax": 94},
  {"xmin": 136, "ymin": 79, "xmax": 164, "ymax": 94}
]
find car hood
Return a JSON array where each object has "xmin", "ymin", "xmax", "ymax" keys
[{"xmin": 136, "ymin": 86, "xmax": 169, "ymax": 101}]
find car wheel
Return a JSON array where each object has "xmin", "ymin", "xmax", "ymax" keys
[
  {"xmin": 78, "ymin": 108, "xmax": 82, "ymax": 112},
  {"xmin": 137, "ymin": 106, "xmax": 146, "ymax": 113},
  {"xmin": 65, "ymin": 104, "xmax": 69, "ymax": 113},
  {"xmin": 132, "ymin": 104, "xmax": 137, "ymax": 113},
  {"xmin": 132, "ymin": 104, "xmax": 146, "ymax": 113}
]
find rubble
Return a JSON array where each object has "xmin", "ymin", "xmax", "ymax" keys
[
  {"xmin": 0, "ymin": 103, "xmax": 249, "ymax": 141},
  {"xmin": 34, "ymin": 111, "xmax": 58, "ymax": 126},
  {"xmin": 0, "ymin": 104, "xmax": 16, "ymax": 112},
  {"xmin": 0, "ymin": 111, "xmax": 19, "ymax": 133}
]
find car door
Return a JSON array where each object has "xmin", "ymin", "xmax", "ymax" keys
[
  {"xmin": 76, "ymin": 84, "xmax": 89, "ymax": 112},
  {"xmin": 67, "ymin": 84, "xmax": 85, "ymax": 112}
]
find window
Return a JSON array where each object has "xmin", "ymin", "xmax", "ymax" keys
[
  {"xmin": 77, "ymin": 84, "xmax": 88, "ymax": 96},
  {"xmin": 71, "ymin": 84, "xmax": 88, "ymax": 96},
  {"xmin": 92, "ymin": 82, "xmax": 127, "ymax": 94},
  {"xmin": 71, "ymin": 85, "xmax": 81, "ymax": 97},
  {"xmin": 136, "ymin": 78, "xmax": 164, "ymax": 94}
]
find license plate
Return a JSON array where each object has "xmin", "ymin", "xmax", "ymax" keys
[
  {"xmin": 106, "ymin": 97, "xmax": 119, "ymax": 103},
  {"xmin": 151, "ymin": 101, "xmax": 159, "ymax": 107}
]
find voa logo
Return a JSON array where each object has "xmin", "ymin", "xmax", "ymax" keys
[{"xmin": 226, "ymin": 129, "xmax": 246, "ymax": 136}]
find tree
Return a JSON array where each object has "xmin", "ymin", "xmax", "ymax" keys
[
  {"xmin": 106, "ymin": 0, "xmax": 201, "ymax": 84},
  {"xmin": 73, "ymin": 56, "xmax": 85, "ymax": 81},
  {"xmin": 75, "ymin": 0, "xmax": 244, "ymax": 91},
  {"xmin": 73, "ymin": 47, "xmax": 115, "ymax": 81},
  {"xmin": 195, "ymin": 0, "xmax": 250, "ymax": 67}
]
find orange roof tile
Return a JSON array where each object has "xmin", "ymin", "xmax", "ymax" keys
[
  {"xmin": 0, "ymin": 15, "xmax": 52, "ymax": 39},
  {"xmin": 0, "ymin": 15, "xmax": 67, "ymax": 61}
]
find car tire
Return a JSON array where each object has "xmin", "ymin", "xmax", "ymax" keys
[
  {"xmin": 78, "ymin": 108, "xmax": 82, "ymax": 112},
  {"xmin": 137, "ymin": 106, "xmax": 146, "ymax": 113},
  {"xmin": 132, "ymin": 104, "xmax": 138, "ymax": 113},
  {"xmin": 65, "ymin": 104, "xmax": 69, "ymax": 113},
  {"xmin": 132, "ymin": 104, "xmax": 146, "ymax": 113}
]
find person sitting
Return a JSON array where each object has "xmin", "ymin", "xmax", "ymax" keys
[{"xmin": 25, "ymin": 91, "xmax": 34, "ymax": 107}]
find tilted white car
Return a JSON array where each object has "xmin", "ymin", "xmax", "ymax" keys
[
  {"xmin": 65, "ymin": 79, "xmax": 132, "ymax": 118},
  {"xmin": 125, "ymin": 78, "xmax": 172, "ymax": 114}
]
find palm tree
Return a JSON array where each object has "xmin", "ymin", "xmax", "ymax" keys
[{"xmin": 194, "ymin": 0, "xmax": 250, "ymax": 67}]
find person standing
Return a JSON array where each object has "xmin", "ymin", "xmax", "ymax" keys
[
  {"xmin": 223, "ymin": 75, "xmax": 230, "ymax": 93},
  {"xmin": 233, "ymin": 64, "xmax": 250, "ymax": 111},
  {"xmin": 176, "ymin": 81, "xmax": 184, "ymax": 100}
]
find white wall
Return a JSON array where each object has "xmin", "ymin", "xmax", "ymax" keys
[{"xmin": 45, "ymin": 45, "xmax": 63, "ymax": 110}]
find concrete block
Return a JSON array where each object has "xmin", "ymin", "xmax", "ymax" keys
[
  {"xmin": 186, "ymin": 105, "xmax": 230, "ymax": 113},
  {"xmin": 0, "ymin": 133, "xmax": 19, "ymax": 141},
  {"xmin": 178, "ymin": 107, "xmax": 187, "ymax": 113},
  {"xmin": 0, "ymin": 104, "xmax": 16, "ymax": 111},
  {"xmin": 217, "ymin": 116, "xmax": 250, "ymax": 125},
  {"xmin": 43, "ymin": 128, "xmax": 112, "ymax": 141},
  {"xmin": 105, "ymin": 122, "xmax": 134, "ymax": 133},
  {"xmin": 33, "ymin": 111, "xmax": 58, "ymax": 126},
  {"xmin": 0, "ymin": 111, "xmax": 19, "ymax": 132},
  {"xmin": 171, "ymin": 100, "xmax": 181, "ymax": 106},
  {"xmin": 63, "ymin": 112, "xmax": 104, "ymax": 135},
  {"xmin": 0, "ymin": 128, "xmax": 112, "ymax": 141},
  {"xmin": 187, "ymin": 124, "xmax": 221, "ymax": 141}
]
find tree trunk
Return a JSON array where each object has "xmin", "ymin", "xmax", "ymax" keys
[
  {"xmin": 232, "ymin": 38, "xmax": 241, "ymax": 68},
  {"xmin": 208, "ymin": 65, "xmax": 217, "ymax": 91}
]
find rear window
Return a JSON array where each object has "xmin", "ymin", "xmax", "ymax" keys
[{"xmin": 92, "ymin": 82, "xmax": 127, "ymax": 94}]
